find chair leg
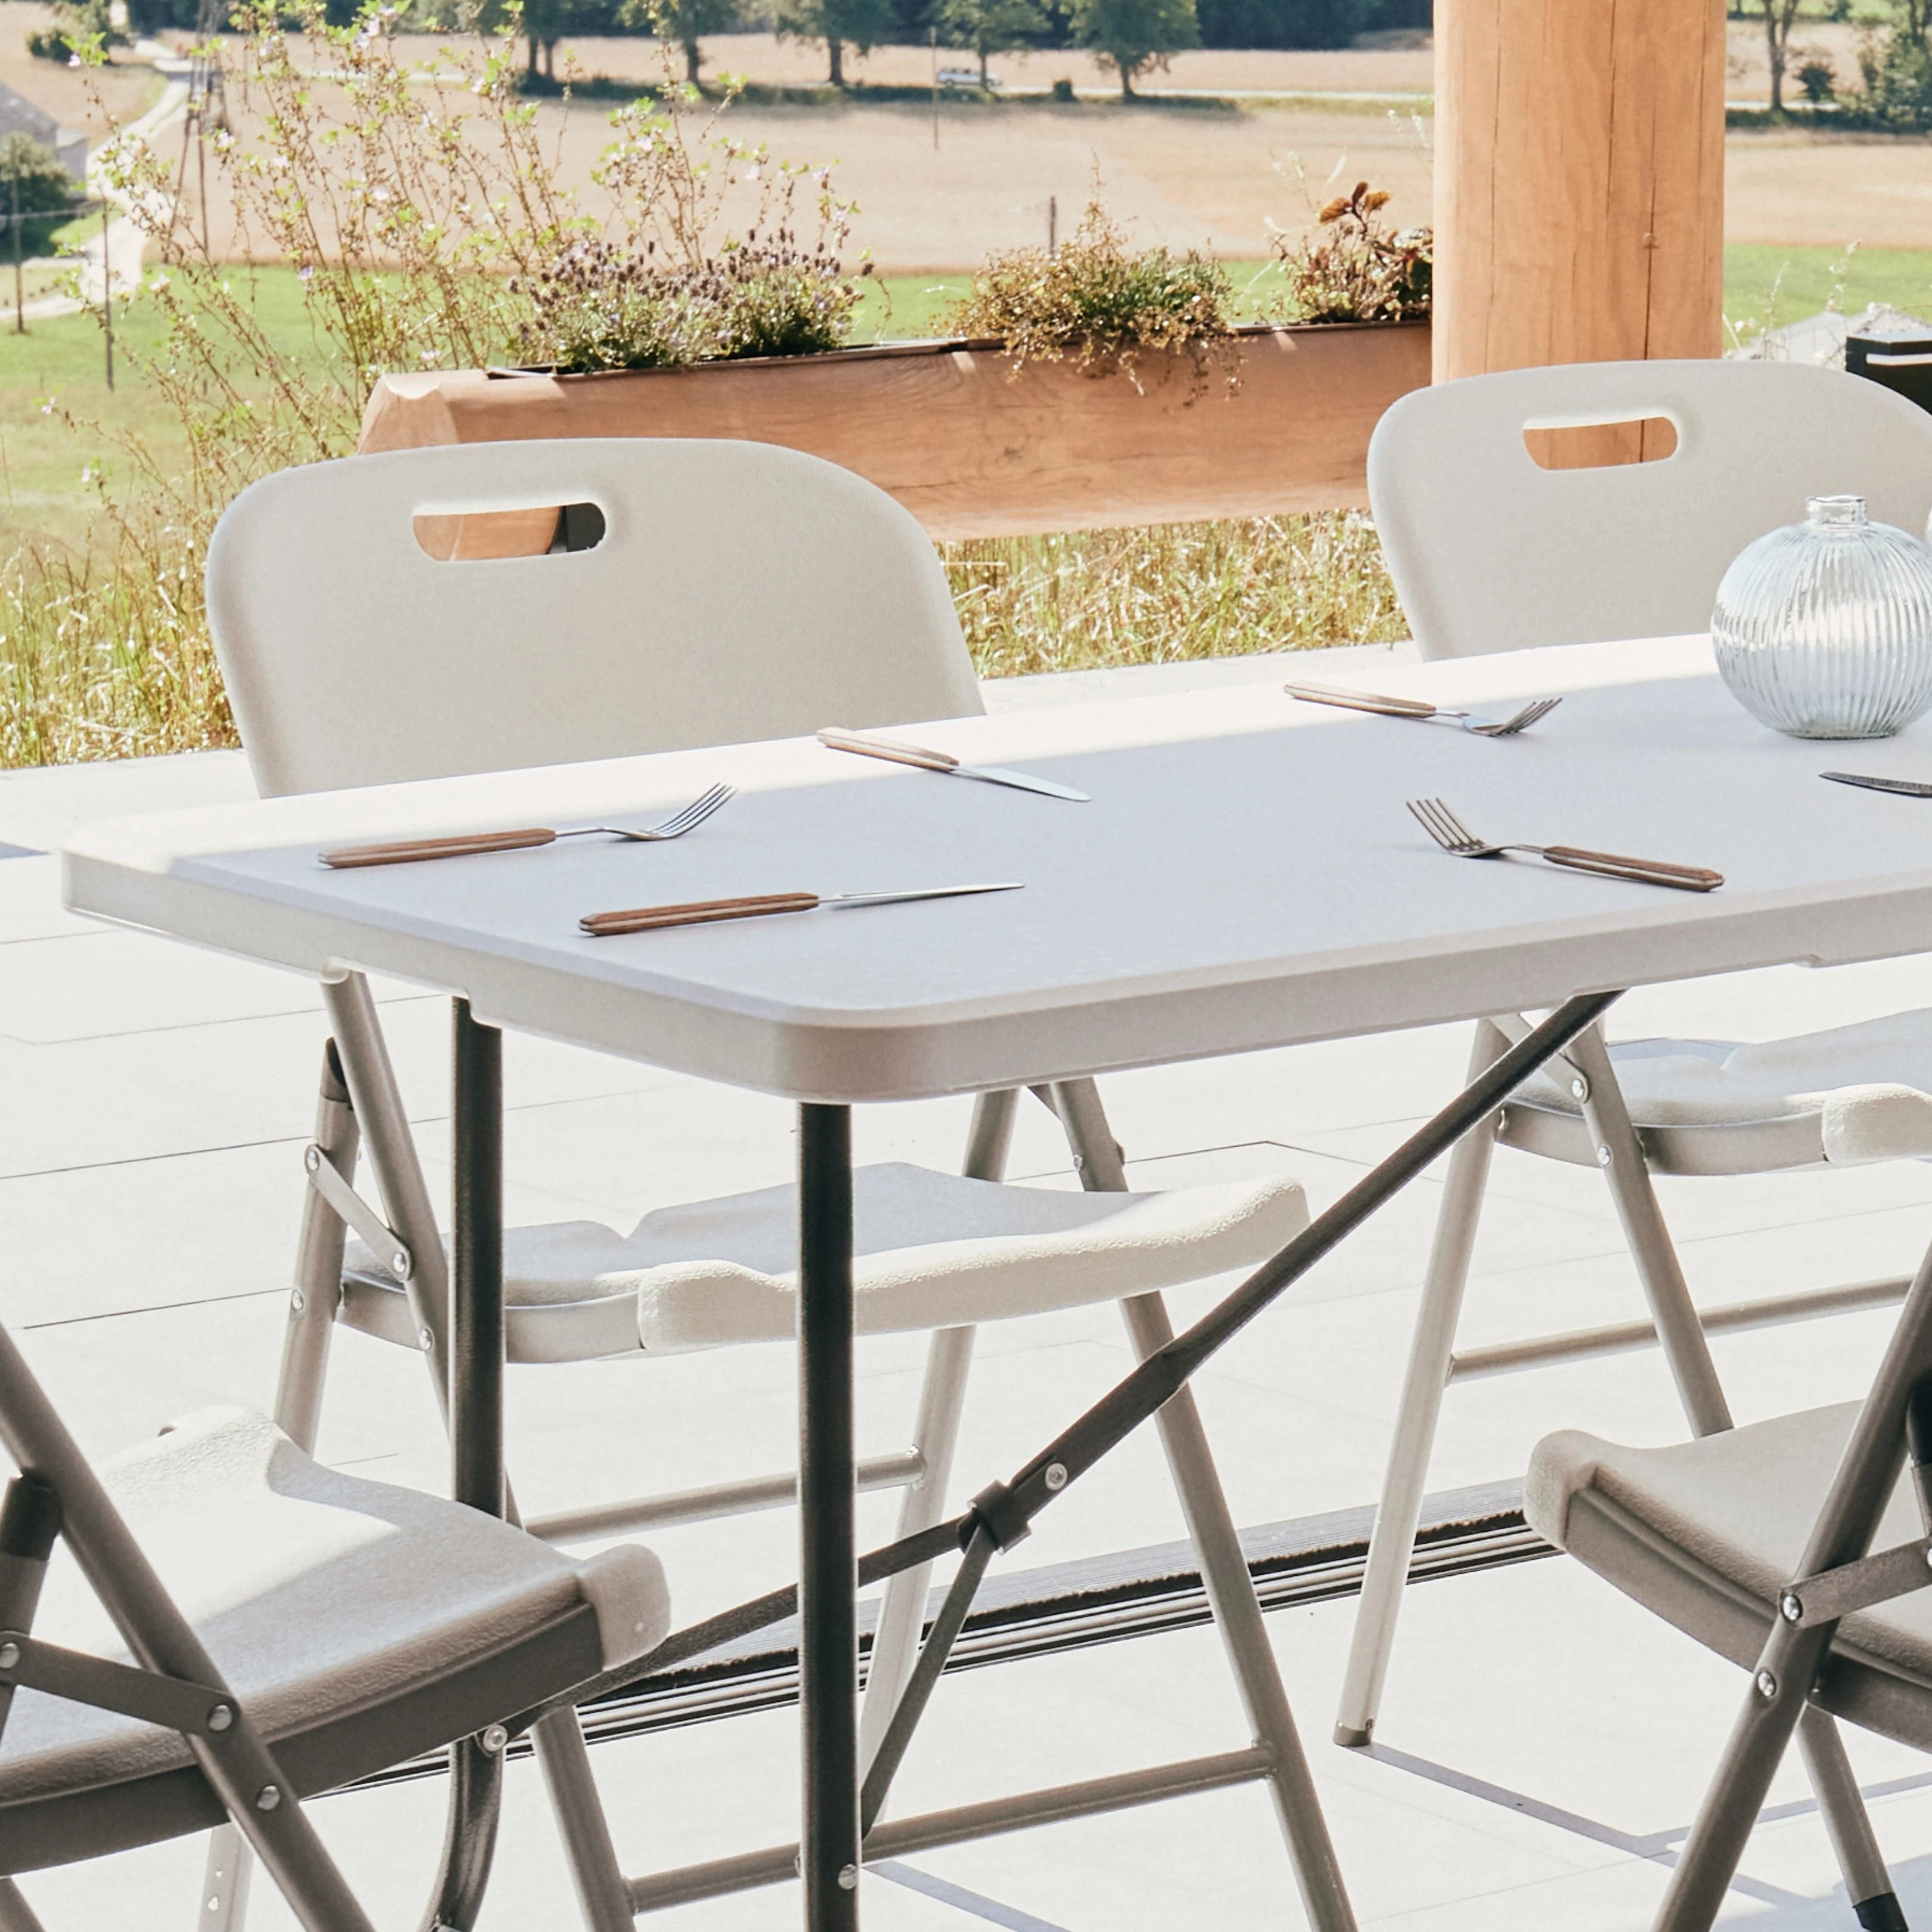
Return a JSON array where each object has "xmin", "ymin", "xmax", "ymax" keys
[
  {"xmin": 1122, "ymin": 1290, "xmax": 1357, "ymax": 1932},
  {"xmin": 1797, "ymin": 1707, "xmax": 1908, "ymax": 1931},
  {"xmin": 860, "ymin": 1090, "xmax": 1016, "ymax": 1771},
  {"xmin": 1335, "ymin": 1018, "xmax": 1507, "ymax": 1746},
  {"xmin": 1051, "ymin": 1079, "xmax": 1356, "ymax": 1932},
  {"xmin": 197, "ymin": 1825, "xmax": 254, "ymax": 1932},
  {"xmin": 1566, "ymin": 1024, "xmax": 1732, "ymax": 1437},
  {"xmin": 533, "ymin": 1706, "xmax": 636, "ymax": 1932},
  {"xmin": 274, "ymin": 1041, "xmax": 359, "ymax": 1454},
  {"xmin": 198, "ymin": 1039, "xmax": 362, "ymax": 1932},
  {"xmin": 859, "ymin": 1324, "xmax": 977, "ymax": 1773},
  {"xmin": 1569, "ymin": 1025, "xmax": 1900, "ymax": 1921},
  {"xmin": 0, "ymin": 1880, "xmax": 45, "ymax": 1932}
]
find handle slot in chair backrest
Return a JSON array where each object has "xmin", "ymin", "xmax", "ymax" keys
[
  {"xmin": 208, "ymin": 439, "xmax": 982, "ymax": 797},
  {"xmin": 1521, "ymin": 412, "xmax": 1679, "ymax": 470},
  {"xmin": 1368, "ymin": 359, "xmax": 1932, "ymax": 659}
]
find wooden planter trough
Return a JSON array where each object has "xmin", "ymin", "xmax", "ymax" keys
[{"xmin": 357, "ymin": 320, "xmax": 1430, "ymax": 555}]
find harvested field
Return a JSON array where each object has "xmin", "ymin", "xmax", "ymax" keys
[{"xmin": 0, "ymin": 5, "xmax": 165, "ymax": 140}]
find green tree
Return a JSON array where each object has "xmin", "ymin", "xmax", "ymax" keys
[
  {"xmin": 772, "ymin": 0, "xmax": 896, "ymax": 85},
  {"xmin": 0, "ymin": 135, "xmax": 80, "ymax": 257},
  {"xmin": 516, "ymin": 0, "xmax": 619, "ymax": 81},
  {"xmin": 935, "ymin": 0, "xmax": 1046, "ymax": 85},
  {"xmin": 1069, "ymin": 0, "xmax": 1197, "ymax": 98},
  {"xmin": 620, "ymin": 0, "xmax": 731, "ymax": 82},
  {"xmin": 1755, "ymin": 0, "xmax": 1802, "ymax": 113}
]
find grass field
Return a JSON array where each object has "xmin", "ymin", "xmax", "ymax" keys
[{"xmin": 1724, "ymin": 244, "xmax": 1932, "ymax": 337}]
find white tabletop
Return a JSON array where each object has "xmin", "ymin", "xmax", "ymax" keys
[{"xmin": 60, "ymin": 634, "xmax": 1932, "ymax": 1103}]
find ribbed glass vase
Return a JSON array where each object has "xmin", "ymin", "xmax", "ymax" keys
[{"xmin": 1711, "ymin": 495, "xmax": 1932, "ymax": 740}]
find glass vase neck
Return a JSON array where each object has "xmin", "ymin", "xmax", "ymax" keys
[{"xmin": 1807, "ymin": 494, "xmax": 1869, "ymax": 527}]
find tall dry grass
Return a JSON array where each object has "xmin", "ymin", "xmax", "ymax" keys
[
  {"xmin": 0, "ymin": 517, "xmax": 231, "ymax": 766},
  {"xmin": 944, "ymin": 510, "xmax": 1405, "ymax": 679},
  {"xmin": 0, "ymin": 509, "xmax": 1405, "ymax": 765}
]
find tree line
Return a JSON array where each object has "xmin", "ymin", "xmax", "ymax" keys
[{"xmin": 113, "ymin": 0, "xmax": 1428, "ymax": 88}]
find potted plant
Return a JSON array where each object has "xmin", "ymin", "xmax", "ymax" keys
[{"xmin": 361, "ymin": 199, "xmax": 1431, "ymax": 549}]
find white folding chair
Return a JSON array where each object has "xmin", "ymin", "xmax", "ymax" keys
[
  {"xmin": 1336, "ymin": 360, "xmax": 1932, "ymax": 1928},
  {"xmin": 0, "ymin": 1324, "xmax": 668, "ymax": 1932},
  {"xmin": 203, "ymin": 438, "xmax": 1329, "ymax": 1925},
  {"xmin": 1525, "ymin": 1256, "xmax": 1932, "ymax": 1932}
]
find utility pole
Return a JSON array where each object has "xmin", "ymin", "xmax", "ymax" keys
[
  {"xmin": 930, "ymin": 27, "xmax": 939, "ymax": 150},
  {"xmin": 11, "ymin": 160, "xmax": 23, "ymax": 336},
  {"xmin": 101, "ymin": 200, "xmax": 113, "ymax": 391}
]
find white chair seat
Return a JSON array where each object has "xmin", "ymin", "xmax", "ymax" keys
[
  {"xmin": 1527, "ymin": 1402, "xmax": 1932, "ymax": 1751},
  {"xmin": 0, "ymin": 1408, "xmax": 668, "ymax": 1816},
  {"xmin": 1505, "ymin": 1011, "xmax": 1932, "ymax": 1174},
  {"xmin": 343, "ymin": 1162, "xmax": 1310, "ymax": 1362}
]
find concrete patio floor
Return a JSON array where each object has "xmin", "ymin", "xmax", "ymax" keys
[{"xmin": 8, "ymin": 642, "xmax": 1932, "ymax": 1930}]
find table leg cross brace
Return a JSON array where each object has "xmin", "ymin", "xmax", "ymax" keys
[
  {"xmin": 586, "ymin": 995, "xmax": 1620, "ymax": 1829},
  {"xmin": 843, "ymin": 991, "xmax": 1621, "ymax": 1826}
]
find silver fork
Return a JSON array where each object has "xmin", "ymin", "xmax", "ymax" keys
[
  {"xmin": 321, "ymin": 783, "xmax": 736, "ymax": 869},
  {"xmin": 1406, "ymin": 797, "xmax": 1723, "ymax": 892},
  {"xmin": 559, "ymin": 783, "xmax": 737, "ymax": 844},
  {"xmin": 1286, "ymin": 682, "xmax": 1562, "ymax": 737}
]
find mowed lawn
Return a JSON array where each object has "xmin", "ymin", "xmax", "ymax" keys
[{"xmin": 6, "ymin": 245, "xmax": 1931, "ymax": 552}]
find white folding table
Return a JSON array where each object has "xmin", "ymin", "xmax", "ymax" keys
[{"xmin": 61, "ymin": 630, "xmax": 1932, "ymax": 1931}]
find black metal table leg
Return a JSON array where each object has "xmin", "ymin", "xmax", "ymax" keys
[
  {"xmin": 426, "ymin": 998, "xmax": 506, "ymax": 1932},
  {"xmin": 798, "ymin": 1103, "xmax": 859, "ymax": 1929},
  {"xmin": 451, "ymin": 1000, "xmax": 504, "ymax": 1520}
]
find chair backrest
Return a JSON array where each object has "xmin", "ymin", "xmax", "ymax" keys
[
  {"xmin": 1367, "ymin": 360, "xmax": 1932, "ymax": 660},
  {"xmin": 207, "ymin": 438, "xmax": 982, "ymax": 797}
]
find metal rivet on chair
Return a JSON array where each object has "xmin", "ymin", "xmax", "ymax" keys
[
  {"xmin": 418, "ymin": 1327, "xmax": 434, "ymax": 1351},
  {"xmin": 479, "ymin": 1723, "xmax": 509, "ymax": 1754},
  {"xmin": 392, "ymin": 1250, "xmax": 412, "ymax": 1280},
  {"xmin": 255, "ymin": 1784, "xmax": 280, "ymax": 1812},
  {"xmin": 1044, "ymin": 1462, "xmax": 1069, "ymax": 1491},
  {"xmin": 207, "ymin": 1703, "xmax": 234, "ymax": 1732},
  {"xmin": 1755, "ymin": 1668, "xmax": 1778, "ymax": 1699},
  {"xmin": 290, "ymin": 1287, "xmax": 306, "ymax": 1314},
  {"xmin": 304, "ymin": 1145, "xmax": 321, "ymax": 1174},
  {"xmin": 1570, "ymin": 1075, "xmax": 1589, "ymax": 1100},
  {"xmin": 1595, "ymin": 1145, "xmax": 1613, "ymax": 1167},
  {"xmin": 1780, "ymin": 1592, "xmax": 1804, "ymax": 1623},
  {"xmin": 837, "ymin": 1866, "xmax": 859, "ymax": 1891},
  {"xmin": 0, "ymin": 1641, "xmax": 18, "ymax": 1671}
]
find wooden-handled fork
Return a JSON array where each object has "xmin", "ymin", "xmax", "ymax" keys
[{"xmin": 321, "ymin": 784, "xmax": 734, "ymax": 868}]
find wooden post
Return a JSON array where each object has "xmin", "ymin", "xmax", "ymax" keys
[{"xmin": 1435, "ymin": 0, "xmax": 1726, "ymax": 462}]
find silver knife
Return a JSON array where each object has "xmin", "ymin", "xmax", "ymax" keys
[
  {"xmin": 818, "ymin": 727, "xmax": 1090, "ymax": 803},
  {"xmin": 1820, "ymin": 770, "xmax": 1932, "ymax": 798},
  {"xmin": 581, "ymin": 882, "xmax": 1021, "ymax": 935}
]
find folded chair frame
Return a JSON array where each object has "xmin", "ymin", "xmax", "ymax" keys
[
  {"xmin": 1614, "ymin": 1212, "xmax": 1932, "ymax": 1926},
  {"xmin": 0, "ymin": 1309, "xmax": 617, "ymax": 1932}
]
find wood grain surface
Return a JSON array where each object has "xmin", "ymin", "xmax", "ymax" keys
[
  {"xmin": 357, "ymin": 323, "xmax": 1431, "ymax": 548},
  {"xmin": 1435, "ymin": 0, "xmax": 1725, "ymax": 466}
]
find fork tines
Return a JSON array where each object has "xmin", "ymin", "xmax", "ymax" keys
[
  {"xmin": 656, "ymin": 782, "xmax": 735, "ymax": 835},
  {"xmin": 1407, "ymin": 797, "xmax": 1480, "ymax": 853},
  {"xmin": 1481, "ymin": 698, "xmax": 1561, "ymax": 737}
]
